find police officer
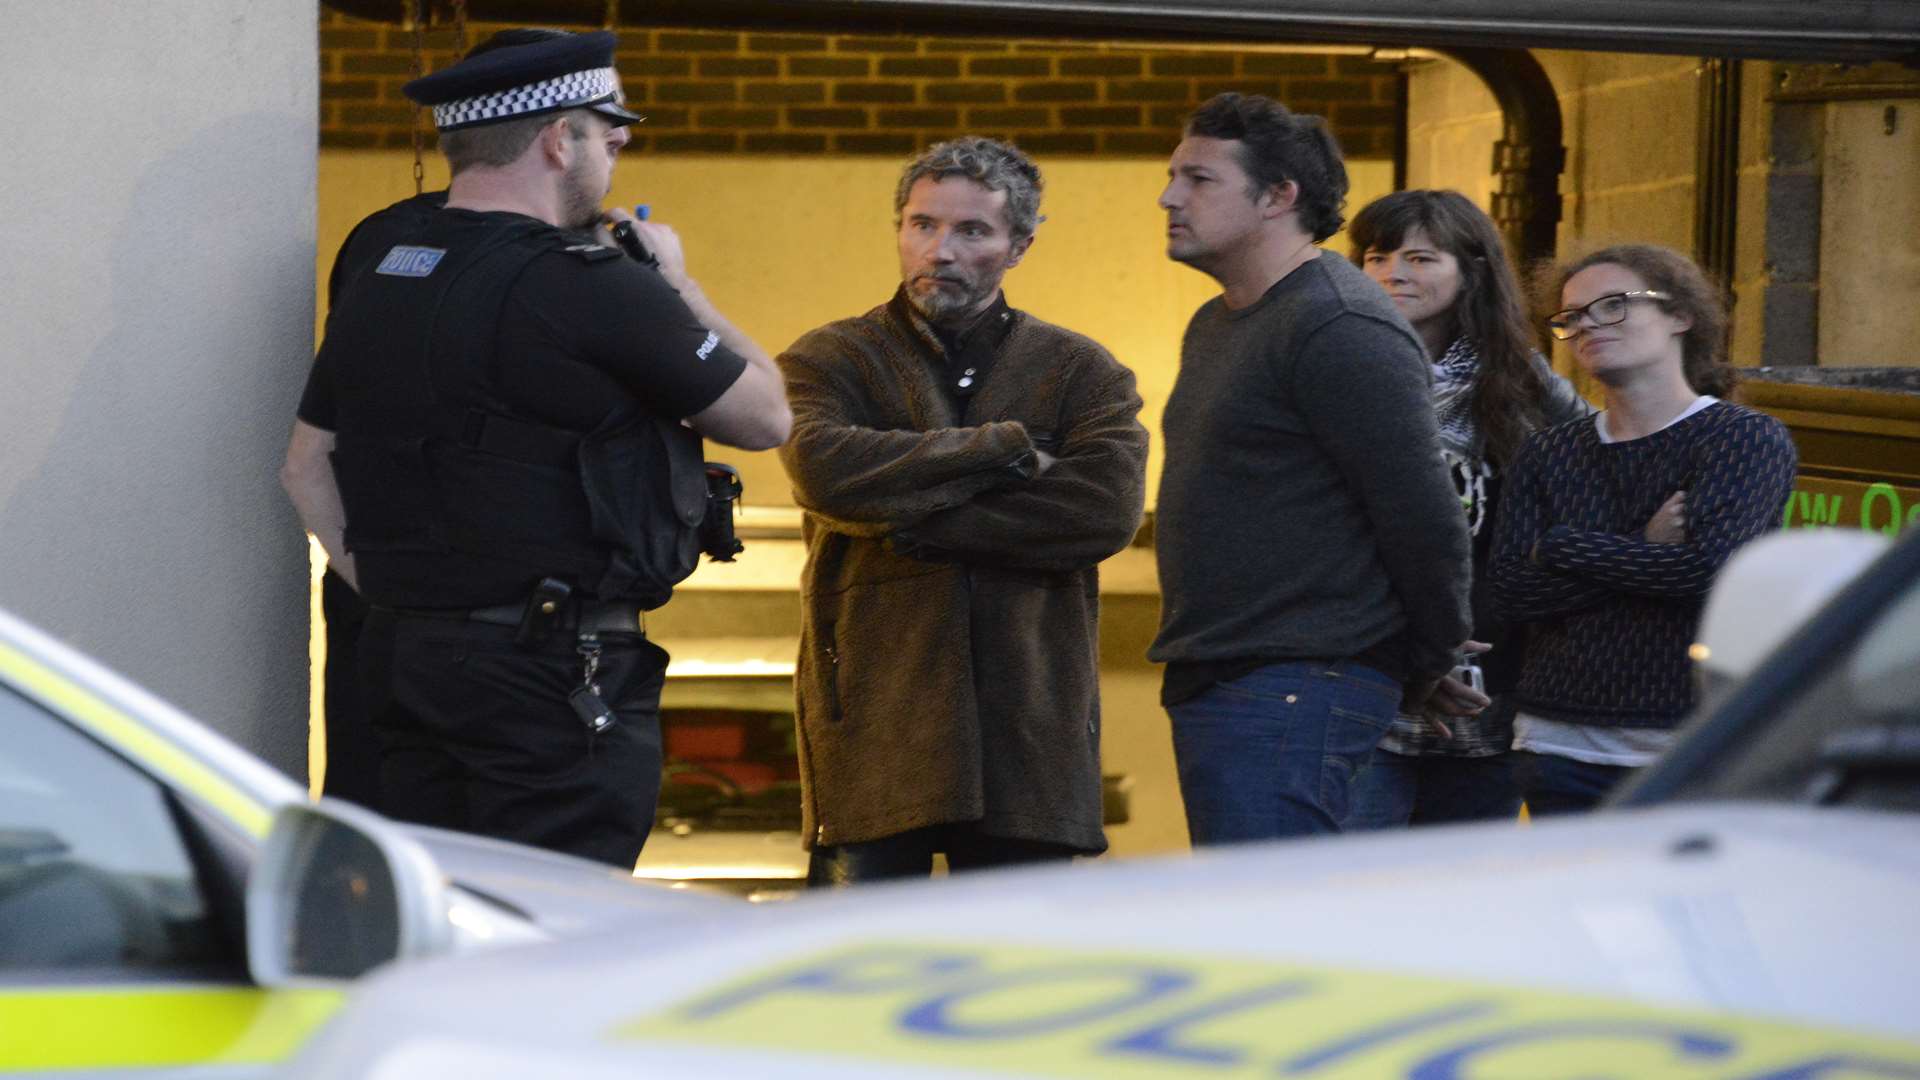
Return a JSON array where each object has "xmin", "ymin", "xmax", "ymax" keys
[{"xmin": 281, "ymin": 29, "xmax": 791, "ymax": 868}]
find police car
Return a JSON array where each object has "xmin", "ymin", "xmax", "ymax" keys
[
  {"xmin": 279, "ymin": 527, "xmax": 1920, "ymax": 1078},
  {"xmin": 0, "ymin": 606, "xmax": 717, "ymax": 1076}
]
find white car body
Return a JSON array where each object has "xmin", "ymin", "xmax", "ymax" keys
[{"xmin": 286, "ymin": 802, "xmax": 1920, "ymax": 1077}]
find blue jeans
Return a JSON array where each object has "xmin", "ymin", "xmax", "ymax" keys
[
  {"xmin": 1345, "ymin": 749, "xmax": 1522, "ymax": 830},
  {"xmin": 1169, "ymin": 660, "xmax": 1401, "ymax": 845}
]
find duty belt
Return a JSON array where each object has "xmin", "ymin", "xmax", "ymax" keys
[
  {"xmin": 392, "ymin": 599, "xmax": 646, "ymax": 635},
  {"xmin": 470, "ymin": 600, "xmax": 646, "ymax": 635}
]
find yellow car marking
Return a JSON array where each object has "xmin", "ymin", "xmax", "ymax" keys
[
  {"xmin": 0, "ymin": 640, "xmax": 272, "ymax": 837},
  {"xmin": 0, "ymin": 986, "xmax": 341, "ymax": 1069},
  {"xmin": 619, "ymin": 941, "xmax": 1920, "ymax": 1078}
]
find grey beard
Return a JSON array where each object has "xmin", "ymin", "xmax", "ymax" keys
[{"xmin": 906, "ymin": 279, "xmax": 985, "ymax": 324}]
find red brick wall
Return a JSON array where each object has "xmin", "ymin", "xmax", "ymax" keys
[{"xmin": 319, "ymin": 8, "xmax": 1401, "ymax": 157}]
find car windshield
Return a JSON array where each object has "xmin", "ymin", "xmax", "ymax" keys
[{"xmin": 1658, "ymin": 545, "xmax": 1920, "ymax": 812}]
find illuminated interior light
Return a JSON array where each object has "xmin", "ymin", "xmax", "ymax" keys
[{"xmin": 664, "ymin": 658, "xmax": 797, "ymax": 678}]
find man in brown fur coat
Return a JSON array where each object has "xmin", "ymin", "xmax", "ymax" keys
[{"xmin": 778, "ymin": 138, "xmax": 1149, "ymax": 885}]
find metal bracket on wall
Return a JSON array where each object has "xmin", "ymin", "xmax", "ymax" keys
[{"xmin": 1772, "ymin": 61, "xmax": 1920, "ymax": 103}]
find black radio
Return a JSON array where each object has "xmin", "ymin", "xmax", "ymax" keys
[{"xmin": 700, "ymin": 464, "xmax": 745, "ymax": 563}]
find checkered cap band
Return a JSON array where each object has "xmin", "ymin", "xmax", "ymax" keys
[{"xmin": 432, "ymin": 66, "xmax": 619, "ymax": 130}]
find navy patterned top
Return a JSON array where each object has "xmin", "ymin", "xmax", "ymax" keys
[{"xmin": 1489, "ymin": 400, "xmax": 1798, "ymax": 729}]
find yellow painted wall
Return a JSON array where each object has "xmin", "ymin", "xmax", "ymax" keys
[
  {"xmin": 1540, "ymin": 51, "xmax": 1702, "ymax": 257},
  {"xmin": 320, "ymin": 151, "xmax": 1395, "ymax": 510},
  {"xmin": 1408, "ymin": 50, "xmax": 1705, "ymax": 262},
  {"xmin": 1405, "ymin": 50, "xmax": 1715, "ymax": 393},
  {"xmin": 1403, "ymin": 58, "xmax": 1501, "ymax": 212}
]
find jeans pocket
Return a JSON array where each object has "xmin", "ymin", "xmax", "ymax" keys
[
  {"xmin": 1320, "ymin": 699, "xmax": 1397, "ymax": 825},
  {"xmin": 1322, "ymin": 665, "xmax": 1403, "ymax": 704},
  {"xmin": 1327, "ymin": 704, "xmax": 1393, "ymax": 734}
]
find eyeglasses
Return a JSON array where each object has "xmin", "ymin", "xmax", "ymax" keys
[{"xmin": 1546, "ymin": 290, "xmax": 1672, "ymax": 340}]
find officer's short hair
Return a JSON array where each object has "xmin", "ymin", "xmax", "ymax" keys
[
  {"xmin": 1185, "ymin": 93, "xmax": 1349, "ymax": 242},
  {"xmin": 441, "ymin": 108, "xmax": 590, "ymax": 174},
  {"xmin": 893, "ymin": 137, "xmax": 1044, "ymax": 242}
]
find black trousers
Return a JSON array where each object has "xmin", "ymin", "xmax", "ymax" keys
[
  {"xmin": 320, "ymin": 570, "xmax": 382, "ymax": 812},
  {"xmin": 357, "ymin": 609, "xmax": 666, "ymax": 869}
]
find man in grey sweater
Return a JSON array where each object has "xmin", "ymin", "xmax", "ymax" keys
[{"xmin": 1149, "ymin": 93, "xmax": 1482, "ymax": 843}]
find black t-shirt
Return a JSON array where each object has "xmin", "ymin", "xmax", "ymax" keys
[{"xmin": 300, "ymin": 202, "xmax": 746, "ymax": 433}]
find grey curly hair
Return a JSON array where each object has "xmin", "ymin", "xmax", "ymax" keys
[{"xmin": 893, "ymin": 136, "xmax": 1044, "ymax": 241}]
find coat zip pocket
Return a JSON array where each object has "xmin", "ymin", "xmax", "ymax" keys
[{"xmin": 821, "ymin": 624, "xmax": 843, "ymax": 721}]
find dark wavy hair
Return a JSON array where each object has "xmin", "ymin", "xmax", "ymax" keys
[
  {"xmin": 1184, "ymin": 93, "xmax": 1348, "ymax": 242},
  {"xmin": 1545, "ymin": 244, "xmax": 1738, "ymax": 398},
  {"xmin": 1347, "ymin": 190, "xmax": 1549, "ymax": 464}
]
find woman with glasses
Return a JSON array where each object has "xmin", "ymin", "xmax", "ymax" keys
[
  {"xmin": 1488, "ymin": 244, "xmax": 1798, "ymax": 814},
  {"xmin": 1344, "ymin": 190, "xmax": 1591, "ymax": 829}
]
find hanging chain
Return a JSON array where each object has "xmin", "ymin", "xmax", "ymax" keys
[
  {"xmin": 450, "ymin": 0, "xmax": 470, "ymax": 60},
  {"xmin": 406, "ymin": 0, "xmax": 425, "ymax": 195}
]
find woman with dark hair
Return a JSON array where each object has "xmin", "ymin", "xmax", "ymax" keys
[
  {"xmin": 1343, "ymin": 189, "xmax": 1591, "ymax": 827},
  {"xmin": 1488, "ymin": 244, "xmax": 1797, "ymax": 814}
]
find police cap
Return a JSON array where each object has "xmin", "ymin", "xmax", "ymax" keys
[{"xmin": 402, "ymin": 29, "xmax": 643, "ymax": 132}]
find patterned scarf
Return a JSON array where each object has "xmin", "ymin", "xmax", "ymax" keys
[{"xmin": 1430, "ymin": 336, "xmax": 1481, "ymax": 454}]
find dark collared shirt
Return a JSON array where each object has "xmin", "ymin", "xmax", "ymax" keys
[{"xmin": 902, "ymin": 292, "xmax": 1016, "ymax": 415}]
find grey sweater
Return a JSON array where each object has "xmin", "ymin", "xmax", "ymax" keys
[{"xmin": 1150, "ymin": 253, "xmax": 1472, "ymax": 684}]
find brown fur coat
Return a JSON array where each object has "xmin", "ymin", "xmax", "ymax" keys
[{"xmin": 777, "ymin": 292, "xmax": 1148, "ymax": 851}]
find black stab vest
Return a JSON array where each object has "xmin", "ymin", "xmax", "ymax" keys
[{"xmin": 321, "ymin": 211, "xmax": 706, "ymax": 610}]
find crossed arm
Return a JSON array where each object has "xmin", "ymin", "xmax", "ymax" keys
[
  {"xmin": 891, "ymin": 360, "xmax": 1149, "ymax": 571},
  {"xmin": 1486, "ymin": 438, "xmax": 1612, "ymax": 622},
  {"xmin": 776, "ymin": 337, "xmax": 1148, "ymax": 570},
  {"xmin": 1490, "ymin": 416, "xmax": 1799, "ymax": 621},
  {"xmin": 776, "ymin": 345, "xmax": 1040, "ymax": 539}
]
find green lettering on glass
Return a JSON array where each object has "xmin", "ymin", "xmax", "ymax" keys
[
  {"xmin": 1861, "ymin": 483, "xmax": 1903, "ymax": 536},
  {"xmin": 1795, "ymin": 490, "xmax": 1846, "ymax": 528}
]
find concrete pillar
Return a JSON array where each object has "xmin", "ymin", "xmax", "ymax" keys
[
  {"xmin": 0, "ymin": 4, "xmax": 319, "ymax": 775},
  {"xmin": 1762, "ymin": 87, "xmax": 1825, "ymax": 368}
]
